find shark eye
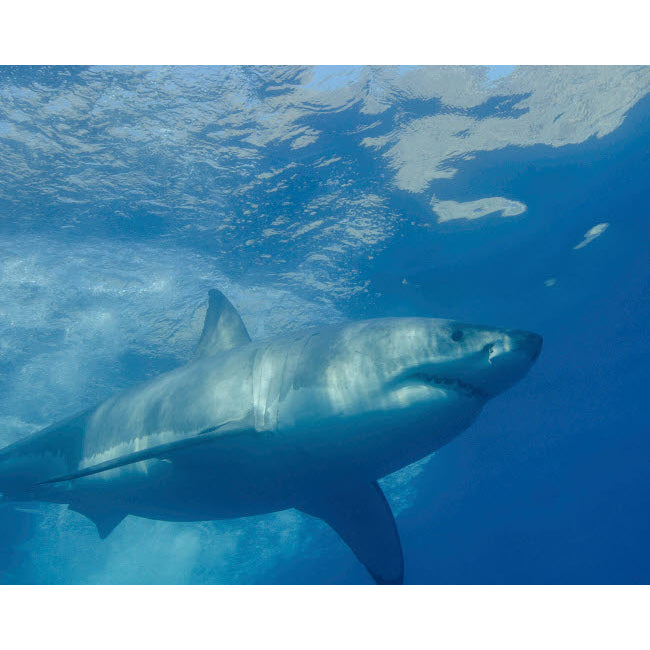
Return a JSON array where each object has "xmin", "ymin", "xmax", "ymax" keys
[{"xmin": 451, "ymin": 329, "xmax": 464, "ymax": 342}]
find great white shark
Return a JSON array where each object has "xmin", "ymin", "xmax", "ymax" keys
[{"xmin": 0, "ymin": 290, "xmax": 542, "ymax": 583}]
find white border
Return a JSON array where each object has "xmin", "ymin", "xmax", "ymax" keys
[
  {"xmin": 0, "ymin": 585, "xmax": 648, "ymax": 649},
  {"xmin": 1, "ymin": 0, "xmax": 648, "ymax": 63}
]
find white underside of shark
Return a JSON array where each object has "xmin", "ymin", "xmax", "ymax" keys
[{"xmin": 0, "ymin": 289, "xmax": 542, "ymax": 584}]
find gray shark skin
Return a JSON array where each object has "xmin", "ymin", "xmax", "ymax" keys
[{"xmin": 0, "ymin": 289, "xmax": 542, "ymax": 584}]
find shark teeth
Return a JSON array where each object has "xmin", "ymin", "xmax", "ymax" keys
[{"xmin": 407, "ymin": 372, "xmax": 487, "ymax": 399}]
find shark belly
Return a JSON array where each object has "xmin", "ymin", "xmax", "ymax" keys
[{"xmin": 276, "ymin": 387, "xmax": 484, "ymax": 482}]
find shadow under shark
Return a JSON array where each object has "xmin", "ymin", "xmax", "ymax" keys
[{"xmin": 0, "ymin": 290, "xmax": 541, "ymax": 584}]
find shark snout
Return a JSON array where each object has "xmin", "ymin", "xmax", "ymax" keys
[
  {"xmin": 506, "ymin": 330, "xmax": 543, "ymax": 362},
  {"xmin": 471, "ymin": 328, "xmax": 542, "ymax": 398}
]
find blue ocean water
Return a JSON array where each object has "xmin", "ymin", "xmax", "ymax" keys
[{"xmin": 0, "ymin": 65, "xmax": 647, "ymax": 584}]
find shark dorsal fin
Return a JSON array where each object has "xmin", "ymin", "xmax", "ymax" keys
[{"xmin": 194, "ymin": 289, "xmax": 251, "ymax": 358}]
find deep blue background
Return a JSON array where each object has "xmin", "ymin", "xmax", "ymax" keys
[
  {"xmin": 368, "ymin": 93, "xmax": 650, "ymax": 584},
  {"xmin": 275, "ymin": 91, "xmax": 650, "ymax": 584}
]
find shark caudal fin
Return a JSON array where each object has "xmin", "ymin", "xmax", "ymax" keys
[{"xmin": 298, "ymin": 481, "xmax": 404, "ymax": 585}]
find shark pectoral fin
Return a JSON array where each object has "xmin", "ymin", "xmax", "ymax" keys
[
  {"xmin": 69, "ymin": 504, "xmax": 125, "ymax": 539},
  {"xmin": 193, "ymin": 289, "xmax": 251, "ymax": 358},
  {"xmin": 299, "ymin": 481, "xmax": 404, "ymax": 585}
]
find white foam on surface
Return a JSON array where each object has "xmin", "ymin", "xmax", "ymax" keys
[
  {"xmin": 362, "ymin": 66, "xmax": 650, "ymax": 192},
  {"xmin": 431, "ymin": 196, "xmax": 527, "ymax": 223}
]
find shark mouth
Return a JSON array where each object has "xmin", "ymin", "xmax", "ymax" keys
[{"xmin": 408, "ymin": 372, "xmax": 488, "ymax": 400}]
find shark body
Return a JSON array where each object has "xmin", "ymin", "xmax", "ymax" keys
[{"xmin": 0, "ymin": 290, "xmax": 542, "ymax": 583}]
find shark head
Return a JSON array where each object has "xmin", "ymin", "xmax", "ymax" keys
[
  {"xmin": 316, "ymin": 317, "xmax": 542, "ymax": 421},
  {"xmin": 288, "ymin": 316, "xmax": 542, "ymax": 475},
  {"xmin": 390, "ymin": 319, "xmax": 543, "ymax": 401}
]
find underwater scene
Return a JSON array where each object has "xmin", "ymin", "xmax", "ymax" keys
[{"xmin": 0, "ymin": 65, "xmax": 647, "ymax": 584}]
